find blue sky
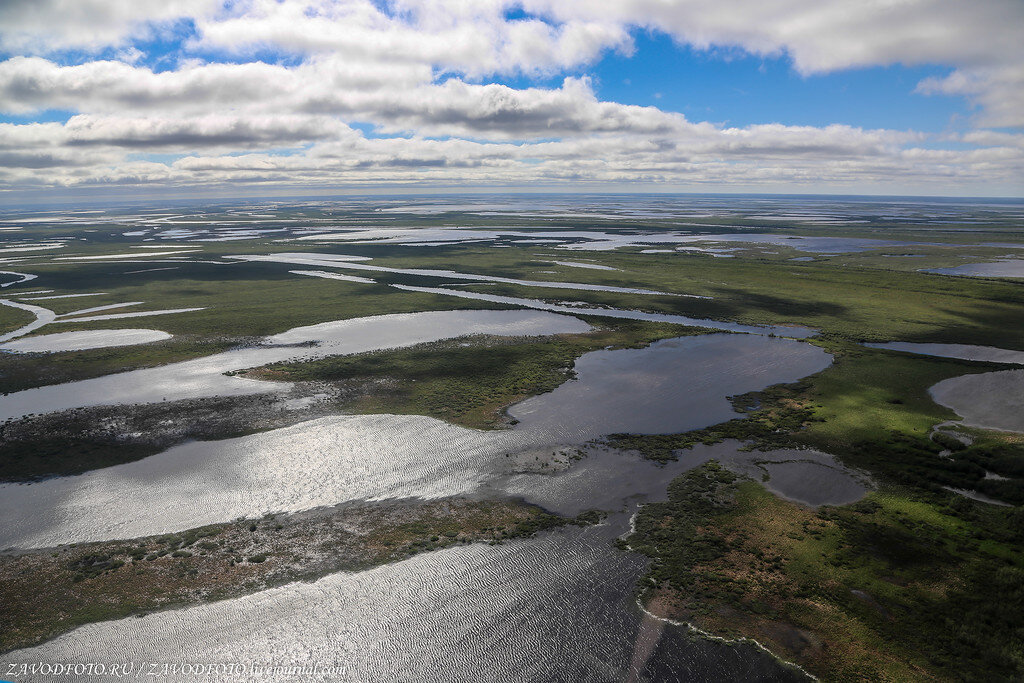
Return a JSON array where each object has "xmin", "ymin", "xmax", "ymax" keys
[
  {"xmin": 0, "ymin": 0, "xmax": 1021, "ymax": 196},
  {"xmin": 590, "ymin": 34, "xmax": 965, "ymax": 132}
]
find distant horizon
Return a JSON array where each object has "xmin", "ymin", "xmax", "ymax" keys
[{"xmin": 2, "ymin": 188, "xmax": 1023, "ymax": 212}]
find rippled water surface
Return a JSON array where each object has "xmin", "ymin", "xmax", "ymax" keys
[
  {"xmin": 3, "ymin": 519, "xmax": 806, "ymax": 682},
  {"xmin": 0, "ymin": 312, "xmax": 838, "ymax": 681},
  {"xmin": 510, "ymin": 335, "xmax": 831, "ymax": 442},
  {"xmin": 0, "ymin": 333, "xmax": 830, "ymax": 549}
]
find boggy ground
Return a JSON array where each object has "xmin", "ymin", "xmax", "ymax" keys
[
  {"xmin": 627, "ymin": 464, "xmax": 1024, "ymax": 682},
  {"xmin": 615, "ymin": 343, "xmax": 1024, "ymax": 681},
  {"xmin": 0, "ymin": 498, "xmax": 602, "ymax": 654},
  {"xmin": 243, "ymin": 318, "xmax": 703, "ymax": 430},
  {"xmin": 0, "ymin": 320, "xmax": 701, "ymax": 482}
]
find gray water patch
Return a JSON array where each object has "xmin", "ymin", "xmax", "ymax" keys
[
  {"xmin": 553, "ymin": 260, "xmax": 619, "ymax": 271},
  {"xmin": 923, "ymin": 260, "xmax": 1024, "ymax": 278},
  {"xmin": 750, "ymin": 458, "xmax": 868, "ymax": 507},
  {"xmin": 509, "ymin": 335, "xmax": 832, "ymax": 442},
  {"xmin": 943, "ymin": 487, "xmax": 1013, "ymax": 507},
  {"xmin": 232, "ymin": 253, "xmax": 682, "ymax": 297},
  {"xmin": 556, "ymin": 233, "xmax": 922, "ymax": 254},
  {"xmin": 17, "ymin": 292, "xmax": 107, "ymax": 301},
  {"xmin": 866, "ymin": 342, "xmax": 1024, "ymax": 364},
  {"xmin": 0, "ymin": 298, "xmax": 56, "ymax": 342},
  {"xmin": 58, "ymin": 301, "xmax": 143, "ymax": 317},
  {"xmin": 391, "ymin": 284, "xmax": 818, "ymax": 338},
  {"xmin": 499, "ymin": 439, "xmax": 866, "ymax": 515},
  {"xmin": 497, "ymin": 446, "xmax": 699, "ymax": 517},
  {"xmin": 289, "ymin": 269, "xmax": 376, "ymax": 284},
  {"xmin": 650, "ymin": 441, "xmax": 868, "ymax": 508},
  {"xmin": 55, "ymin": 250, "xmax": 201, "ymax": 260},
  {"xmin": 0, "ymin": 329, "xmax": 171, "ymax": 353},
  {"xmin": 0, "ymin": 519, "xmax": 805, "ymax": 683},
  {"xmin": 0, "ymin": 309, "xmax": 591, "ymax": 421},
  {"xmin": 930, "ymin": 369, "xmax": 1024, "ymax": 432},
  {"xmin": 0, "ymin": 333, "xmax": 830, "ymax": 549},
  {"xmin": 52, "ymin": 307, "xmax": 205, "ymax": 323},
  {"xmin": 0, "ymin": 270, "xmax": 38, "ymax": 287},
  {"xmin": 288, "ymin": 226, "xmax": 924, "ymax": 255}
]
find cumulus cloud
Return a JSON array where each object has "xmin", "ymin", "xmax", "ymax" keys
[
  {"xmin": 195, "ymin": 0, "xmax": 631, "ymax": 77},
  {"xmin": 0, "ymin": 0, "xmax": 1021, "ymax": 194},
  {"xmin": 0, "ymin": 0, "xmax": 221, "ymax": 53},
  {"xmin": 523, "ymin": 0, "xmax": 1024, "ymax": 74},
  {"xmin": 917, "ymin": 66, "xmax": 1024, "ymax": 129}
]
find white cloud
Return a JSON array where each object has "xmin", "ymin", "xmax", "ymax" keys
[
  {"xmin": 195, "ymin": 0, "xmax": 630, "ymax": 77},
  {"xmin": 523, "ymin": 0, "xmax": 1024, "ymax": 74},
  {"xmin": 0, "ymin": 0, "xmax": 221, "ymax": 53},
  {"xmin": 0, "ymin": 0, "xmax": 1021, "ymax": 194},
  {"xmin": 917, "ymin": 65, "xmax": 1024, "ymax": 129}
]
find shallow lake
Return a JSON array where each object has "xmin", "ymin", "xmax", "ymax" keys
[
  {"xmin": 923, "ymin": 260, "xmax": 1024, "ymax": 278},
  {"xmin": 930, "ymin": 369, "xmax": 1024, "ymax": 433},
  {"xmin": 510, "ymin": 334, "xmax": 831, "ymax": 442},
  {"xmin": 0, "ymin": 309, "xmax": 591, "ymax": 421},
  {"xmin": 866, "ymin": 341, "xmax": 1024, "ymax": 365},
  {"xmin": 0, "ymin": 313, "xmax": 837, "ymax": 682},
  {"xmin": 0, "ymin": 333, "xmax": 830, "ymax": 549},
  {"xmin": 2, "ymin": 518, "xmax": 807, "ymax": 683}
]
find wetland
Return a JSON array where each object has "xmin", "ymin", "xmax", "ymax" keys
[{"xmin": 1, "ymin": 194, "xmax": 1023, "ymax": 682}]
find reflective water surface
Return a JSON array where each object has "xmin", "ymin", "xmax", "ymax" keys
[
  {"xmin": 0, "ymin": 334, "xmax": 830, "ymax": 549},
  {"xmin": 511, "ymin": 335, "xmax": 831, "ymax": 442},
  {"xmin": 0, "ymin": 312, "xmax": 837, "ymax": 682},
  {"xmin": 3, "ymin": 519, "xmax": 806, "ymax": 683},
  {"xmin": 923, "ymin": 260, "xmax": 1024, "ymax": 278},
  {"xmin": 930, "ymin": 369, "xmax": 1024, "ymax": 433},
  {"xmin": 866, "ymin": 341, "xmax": 1024, "ymax": 365},
  {"xmin": 0, "ymin": 329, "xmax": 171, "ymax": 353},
  {"xmin": 0, "ymin": 309, "xmax": 591, "ymax": 421}
]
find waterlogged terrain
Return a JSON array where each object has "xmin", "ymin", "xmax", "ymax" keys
[
  {"xmin": 2, "ymin": 194, "xmax": 1024, "ymax": 682},
  {"xmin": 0, "ymin": 309, "xmax": 590, "ymax": 421},
  {"xmin": 6, "ymin": 519, "xmax": 805, "ymax": 683},
  {"xmin": 0, "ymin": 333, "xmax": 829, "ymax": 549}
]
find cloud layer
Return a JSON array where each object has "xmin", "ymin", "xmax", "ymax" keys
[{"xmin": 0, "ymin": 0, "xmax": 1021, "ymax": 194}]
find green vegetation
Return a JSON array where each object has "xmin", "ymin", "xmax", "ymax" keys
[
  {"xmin": 0, "ymin": 302, "xmax": 33, "ymax": 336},
  {"xmin": 607, "ymin": 343, "xmax": 1024, "ymax": 502},
  {"xmin": 247, "ymin": 318, "xmax": 704, "ymax": 429},
  {"xmin": 615, "ymin": 343, "xmax": 1024, "ymax": 680},
  {"xmin": 626, "ymin": 463, "xmax": 1024, "ymax": 681},
  {"xmin": 0, "ymin": 498, "xmax": 602, "ymax": 653},
  {"xmin": 366, "ymin": 243, "xmax": 1024, "ymax": 349},
  {"xmin": 5, "ymin": 207, "xmax": 1024, "ymax": 679}
]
